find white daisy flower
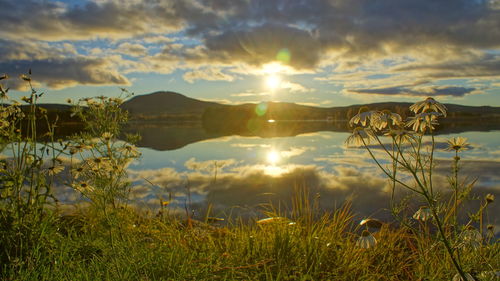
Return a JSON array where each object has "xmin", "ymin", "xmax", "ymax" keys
[
  {"xmin": 345, "ymin": 127, "xmax": 376, "ymax": 147},
  {"xmin": 356, "ymin": 230, "xmax": 377, "ymax": 249},
  {"xmin": 446, "ymin": 137, "xmax": 469, "ymax": 152},
  {"xmin": 372, "ymin": 110, "xmax": 403, "ymax": 130},
  {"xmin": 460, "ymin": 226, "xmax": 482, "ymax": 249},
  {"xmin": 349, "ymin": 107, "xmax": 381, "ymax": 127},
  {"xmin": 409, "ymin": 97, "xmax": 447, "ymax": 117},
  {"xmin": 406, "ymin": 112, "xmax": 441, "ymax": 133}
]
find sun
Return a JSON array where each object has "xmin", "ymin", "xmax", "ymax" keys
[
  {"xmin": 266, "ymin": 74, "xmax": 281, "ymax": 90},
  {"xmin": 266, "ymin": 150, "xmax": 281, "ymax": 165}
]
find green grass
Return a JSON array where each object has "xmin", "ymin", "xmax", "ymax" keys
[{"xmin": 1, "ymin": 203, "xmax": 498, "ymax": 281}]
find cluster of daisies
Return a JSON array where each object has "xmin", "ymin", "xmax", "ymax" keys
[{"xmin": 346, "ymin": 97, "xmax": 448, "ymax": 147}]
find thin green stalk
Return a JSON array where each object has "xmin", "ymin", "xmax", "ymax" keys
[{"xmin": 361, "ymin": 138, "xmax": 422, "ymax": 195}]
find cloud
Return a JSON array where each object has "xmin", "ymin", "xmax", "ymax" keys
[
  {"xmin": 184, "ymin": 157, "xmax": 239, "ymax": 172},
  {"xmin": 203, "ymin": 23, "xmax": 322, "ymax": 70},
  {"xmin": 348, "ymin": 85, "xmax": 478, "ymax": 97},
  {"xmin": 279, "ymin": 146, "xmax": 316, "ymax": 158},
  {"xmin": 0, "ymin": 0, "xmax": 183, "ymax": 41},
  {"xmin": 125, "ymin": 161, "xmax": 500, "ymax": 223},
  {"xmin": 183, "ymin": 67, "xmax": 235, "ymax": 83},
  {"xmin": 394, "ymin": 54, "xmax": 500, "ymax": 79},
  {"xmin": 116, "ymin": 42, "xmax": 148, "ymax": 57},
  {"xmin": 280, "ymin": 81, "xmax": 313, "ymax": 93},
  {"xmin": 0, "ymin": 39, "xmax": 130, "ymax": 90},
  {"xmin": 230, "ymin": 91, "xmax": 269, "ymax": 97},
  {"xmin": 1, "ymin": 57, "xmax": 130, "ymax": 90},
  {"xmin": 0, "ymin": 0, "xmax": 499, "ymax": 91}
]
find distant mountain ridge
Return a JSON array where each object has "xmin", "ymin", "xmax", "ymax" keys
[
  {"xmin": 120, "ymin": 91, "xmax": 500, "ymax": 121},
  {"xmin": 121, "ymin": 91, "xmax": 225, "ymax": 118}
]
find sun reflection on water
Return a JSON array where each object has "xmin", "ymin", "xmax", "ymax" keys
[{"xmin": 264, "ymin": 149, "xmax": 288, "ymax": 176}]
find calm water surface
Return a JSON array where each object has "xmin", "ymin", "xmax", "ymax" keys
[{"xmin": 110, "ymin": 124, "xmax": 500, "ymax": 228}]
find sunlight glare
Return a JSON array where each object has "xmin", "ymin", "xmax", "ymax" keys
[
  {"xmin": 267, "ymin": 150, "xmax": 281, "ymax": 165},
  {"xmin": 266, "ymin": 74, "xmax": 281, "ymax": 90},
  {"xmin": 262, "ymin": 62, "xmax": 285, "ymax": 74}
]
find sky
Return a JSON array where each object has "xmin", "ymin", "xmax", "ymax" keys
[{"xmin": 0, "ymin": 0, "xmax": 499, "ymax": 107}]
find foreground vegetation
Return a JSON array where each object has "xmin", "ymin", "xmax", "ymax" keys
[{"xmin": 1, "ymin": 73, "xmax": 499, "ymax": 280}]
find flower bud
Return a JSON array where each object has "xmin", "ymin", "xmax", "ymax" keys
[{"xmin": 485, "ymin": 194, "xmax": 494, "ymax": 204}]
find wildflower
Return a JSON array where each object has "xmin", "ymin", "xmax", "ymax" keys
[
  {"xmin": 384, "ymin": 128, "xmax": 414, "ymax": 144},
  {"xmin": 20, "ymin": 74, "xmax": 31, "ymax": 82},
  {"xmin": 110, "ymin": 97, "xmax": 123, "ymax": 104},
  {"xmin": 413, "ymin": 206, "xmax": 433, "ymax": 222},
  {"xmin": 0, "ymin": 120, "xmax": 9, "ymax": 129},
  {"xmin": 69, "ymin": 143, "xmax": 92, "ymax": 155},
  {"xmin": 345, "ymin": 127, "xmax": 376, "ymax": 147},
  {"xmin": 91, "ymin": 157, "xmax": 109, "ymax": 167},
  {"xmin": 119, "ymin": 145, "xmax": 140, "ymax": 157},
  {"xmin": 21, "ymin": 96, "xmax": 32, "ymax": 103},
  {"xmin": 101, "ymin": 132, "xmax": 113, "ymax": 141},
  {"xmin": 409, "ymin": 97, "xmax": 447, "ymax": 117},
  {"xmin": 71, "ymin": 166, "xmax": 85, "ymax": 178},
  {"xmin": 86, "ymin": 138, "xmax": 100, "ymax": 146},
  {"xmin": 0, "ymin": 85, "xmax": 8, "ymax": 99},
  {"xmin": 406, "ymin": 112, "xmax": 441, "ymax": 133},
  {"xmin": 460, "ymin": 226, "xmax": 482, "ymax": 249},
  {"xmin": 485, "ymin": 193, "xmax": 494, "ymax": 204},
  {"xmin": 349, "ymin": 107, "xmax": 380, "ymax": 127},
  {"xmin": 356, "ymin": 230, "xmax": 377, "ymax": 248},
  {"xmin": 446, "ymin": 137, "xmax": 469, "ymax": 152},
  {"xmin": 452, "ymin": 272, "xmax": 475, "ymax": 281},
  {"xmin": 359, "ymin": 218, "xmax": 383, "ymax": 229},
  {"xmin": 25, "ymin": 155, "xmax": 35, "ymax": 165},
  {"xmin": 74, "ymin": 181, "xmax": 94, "ymax": 192},
  {"xmin": 372, "ymin": 110, "xmax": 403, "ymax": 130},
  {"xmin": 487, "ymin": 224, "xmax": 494, "ymax": 233},
  {"xmin": 47, "ymin": 165, "xmax": 64, "ymax": 176},
  {"xmin": 478, "ymin": 271, "xmax": 500, "ymax": 280}
]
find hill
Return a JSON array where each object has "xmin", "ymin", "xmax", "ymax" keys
[{"xmin": 121, "ymin": 91, "xmax": 226, "ymax": 120}]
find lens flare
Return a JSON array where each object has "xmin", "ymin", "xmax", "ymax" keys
[
  {"xmin": 276, "ymin": 48, "xmax": 291, "ymax": 64},
  {"xmin": 255, "ymin": 102, "xmax": 268, "ymax": 116}
]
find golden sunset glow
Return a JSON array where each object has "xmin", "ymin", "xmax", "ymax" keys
[
  {"xmin": 266, "ymin": 74, "xmax": 281, "ymax": 90},
  {"xmin": 266, "ymin": 149, "xmax": 281, "ymax": 165},
  {"xmin": 1, "ymin": 1, "xmax": 499, "ymax": 279}
]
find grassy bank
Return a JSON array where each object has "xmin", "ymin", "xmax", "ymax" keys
[{"xmin": 2, "ymin": 202, "xmax": 498, "ymax": 281}]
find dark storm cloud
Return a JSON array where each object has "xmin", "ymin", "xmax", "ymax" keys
[{"xmin": 349, "ymin": 85, "xmax": 478, "ymax": 97}]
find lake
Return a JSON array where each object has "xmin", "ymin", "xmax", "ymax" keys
[{"xmin": 54, "ymin": 121, "xmax": 497, "ymax": 229}]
